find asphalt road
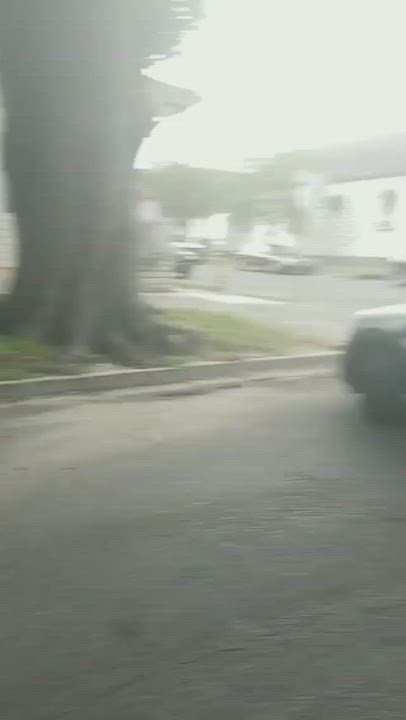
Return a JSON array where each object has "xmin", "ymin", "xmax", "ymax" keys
[
  {"xmin": 153, "ymin": 268, "xmax": 406, "ymax": 344},
  {"xmin": 2, "ymin": 379, "xmax": 406, "ymax": 719}
]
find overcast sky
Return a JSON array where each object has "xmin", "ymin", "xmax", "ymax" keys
[{"xmin": 137, "ymin": 0, "xmax": 406, "ymax": 170}]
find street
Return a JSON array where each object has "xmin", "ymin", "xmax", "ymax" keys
[
  {"xmin": 150, "ymin": 269, "xmax": 406, "ymax": 345},
  {"xmin": 2, "ymin": 378, "xmax": 406, "ymax": 718},
  {"xmin": 3, "ymin": 268, "xmax": 405, "ymax": 345}
]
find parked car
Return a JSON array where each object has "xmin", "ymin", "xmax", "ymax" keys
[
  {"xmin": 272, "ymin": 250, "xmax": 317, "ymax": 275},
  {"xmin": 171, "ymin": 240, "xmax": 205, "ymax": 279},
  {"xmin": 344, "ymin": 303, "xmax": 406, "ymax": 422},
  {"xmin": 236, "ymin": 242, "xmax": 316, "ymax": 275}
]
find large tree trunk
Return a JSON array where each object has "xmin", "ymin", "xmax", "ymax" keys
[{"xmin": 0, "ymin": 1, "xmax": 168, "ymax": 362}]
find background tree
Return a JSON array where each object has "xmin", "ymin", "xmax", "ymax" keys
[
  {"xmin": 145, "ymin": 164, "xmax": 239, "ymax": 221},
  {"xmin": 246, "ymin": 153, "xmax": 315, "ymax": 229},
  {"xmin": 0, "ymin": 0, "xmax": 200, "ymax": 362},
  {"xmin": 144, "ymin": 153, "xmax": 320, "ymax": 241},
  {"xmin": 144, "ymin": 162, "xmax": 291, "ymax": 238}
]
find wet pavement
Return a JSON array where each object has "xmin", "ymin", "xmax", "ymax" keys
[{"xmin": 2, "ymin": 378, "xmax": 406, "ymax": 718}]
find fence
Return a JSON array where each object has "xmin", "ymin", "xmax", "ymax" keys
[{"xmin": 137, "ymin": 255, "xmax": 176, "ymax": 292}]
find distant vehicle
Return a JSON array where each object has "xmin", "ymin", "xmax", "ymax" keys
[
  {"xmin": 344, "ymin": 304, "xmax": 406, "ymax": 422},
  {"xmin": 236, "ymin": 242, "xmax": 317, "ymax": 275},
  {"xmin": 171, "ymin": 240, "xmax": 205, "ymax": 279}
]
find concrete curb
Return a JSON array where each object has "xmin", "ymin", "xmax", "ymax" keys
[
  {"xmin": 0, "ymin": 352, "xmax": 343, "ymax": 401},
  {"xmin": 98, "ymin": 369, "xmax": 336, "ymax": 402}
]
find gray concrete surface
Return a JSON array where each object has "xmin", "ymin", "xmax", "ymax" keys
[
  {"xmin": 153, "ymin": 269, "xmax": 406, "ymax": 344},
  {"xmin": 0, "ymin": 352, "xmax": 341, "ymax": 401},
  {"xmin": 2, "ymin": 378, "xmax": 406, "ymax": 718}
]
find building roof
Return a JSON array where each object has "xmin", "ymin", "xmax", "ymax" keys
[
  {"xmin": 250, "ymin": 133, "xmax": 406, "ymax": 185},
  {"xmin": 304, "ymin": 133, "xmax": 406, "ymax": 184}
]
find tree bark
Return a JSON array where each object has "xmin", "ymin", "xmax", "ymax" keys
[{"xmin": 0, "ymin": 1, "xmax": 167, "ymax": 362}]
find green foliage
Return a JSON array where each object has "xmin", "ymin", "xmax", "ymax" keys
[
  {"xmin": 145, "ymin": 164, "xmax": 242, "ymax": 220},
  {"xmin": 144, "ymin": 150, "xmax": 316, "ymax": 230},
  {"xmin": 0, "ymin": 336, "xmax": 57, "ymax": 380},
  {"xmin": 246, "ymin": 152, "xmax": 318, "ymax": 228}
]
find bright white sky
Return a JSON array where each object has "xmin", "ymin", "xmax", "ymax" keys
[{"xmin": 137, "ymin": 0, "xmax": 406, "ymax": 170}]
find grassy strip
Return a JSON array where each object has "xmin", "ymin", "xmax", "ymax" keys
[
  {"xmin": 0, "ymin": 337, "xmax": 88, "ymax": 381},
  {"xmin": 164, "ymin": 309, "xmax": 320, "ymax": 359},
  {"xmin": 0, "ymin": 337, "xmax": 56, "ymax": 380},
  {"xmin": 0, "ymin": 311, "xmax": 325, "ymax": 380}
]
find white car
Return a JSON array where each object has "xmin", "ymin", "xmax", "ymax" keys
[
  {"xmin": 344, "ymin": 304, "xmax": 406, "ymax": 422},
  {"xmin": 237, "ymin": 243, "xmax": 316, "ymax": 275}
]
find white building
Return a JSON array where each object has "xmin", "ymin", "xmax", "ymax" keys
[
  {"xmin": 326, "ymin": 175, "xmax": 406, "ymax": 261},
  {"xmin": 295, "ymin": 133, "xmax": 406, "ymax": 261}
]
